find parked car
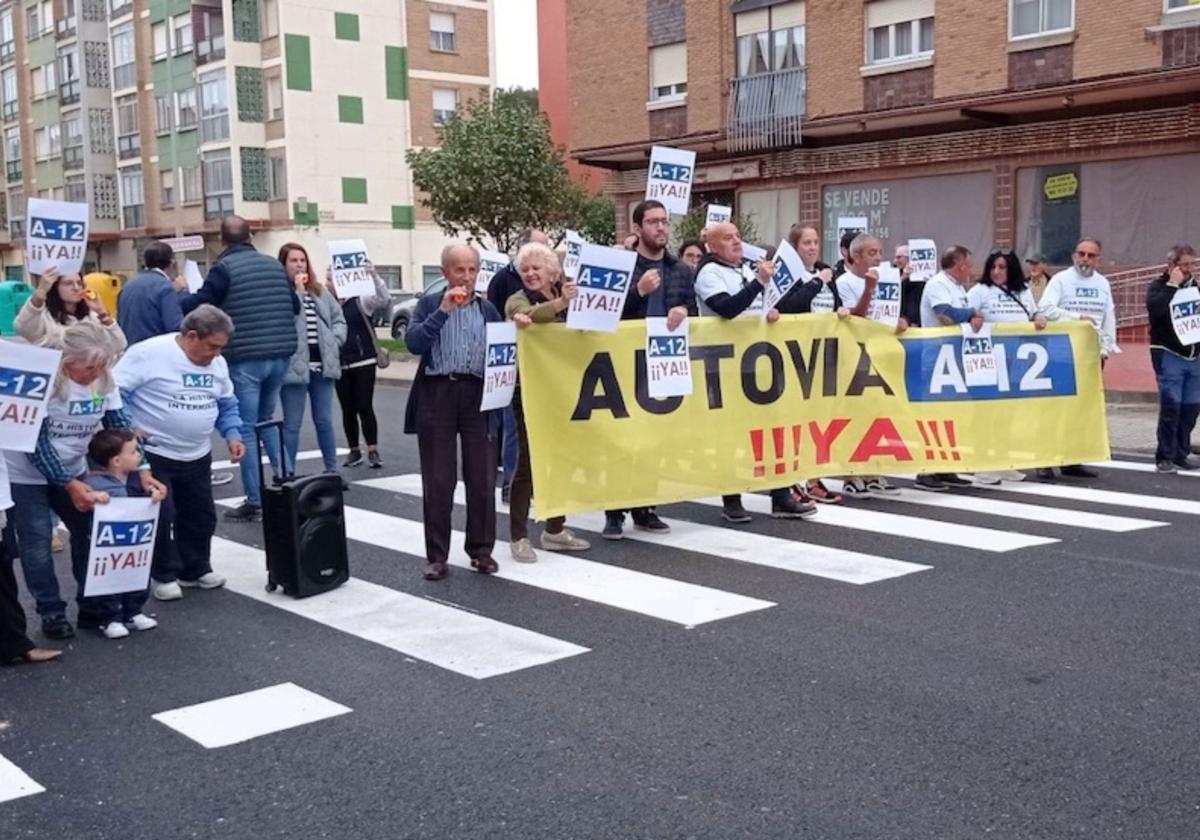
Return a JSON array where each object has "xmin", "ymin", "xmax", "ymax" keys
[
  {"xmin": 375, "ymin": 289, "xmax": 419, "ymax": 328},
  {"xmin": 391, "ymin": 278, "xmax": 448, "ymax": 338}
]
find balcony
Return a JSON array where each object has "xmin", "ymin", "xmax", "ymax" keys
[
  {"xmin": 56, "ymin": 17, "xmax": 77, "ymax": 39},
  {"xmin": 0, "ymin": 42, "xmax": 13, "ymax": 64},
  {"xmin": 59, "ymin": 80, "xmax": 79, "ymax": 105},
  {"xmin": 726, "ymin": 67, "xmax": 806, "ymax": 153},
  {"xmin": 117, "ymin": 133, "xmax": 140, "ymax": 160},
  {"xmin": 5, "ymin": 160, "xmax": 19, "ymax": 182},
  {"xmin": 1, "ymin": 102, "xmax": 15, "ymax": 122},
  {"xmin": 63, "ymin": 144, "xmax": 84, "ymax": 171}
]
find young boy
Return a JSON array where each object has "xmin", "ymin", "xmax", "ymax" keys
[{"xmin": 85, "ymin": 429, "xmax": 163, "ymax": 639}]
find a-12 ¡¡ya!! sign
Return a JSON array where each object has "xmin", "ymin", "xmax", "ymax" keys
[
  {"xmin": 84, "ymin": 497, "xmax": 161, "ymax": 598},
  {"xmin": 480, "ymin": 321, "xmax": 517, "ymax": 411},
  {"xmin": 644, "ymin": 145, "xmax": 696, "ymax": 215},
  {"xmin": 0, "ymin": 341, "xmax": 62, "ymax": 453},
  {"xmin": 327, "ymin": 239, "xmax": 376, "ymax": 299},
  {"xmin": 26, "ymin": 198, "xmax": 89, "ymax": 275},
  {"xmin": 566, "ymin": 243, "xmax": 637, "ymax": 333}
]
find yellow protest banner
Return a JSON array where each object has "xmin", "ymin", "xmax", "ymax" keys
[{"xmin": 518, "ymin": 316, "xmax": 1109, "ymax": 519}]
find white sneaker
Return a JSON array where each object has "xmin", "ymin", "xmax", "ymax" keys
[
  {"xmin": 153, "ymin": 581, "xmax": 183, "ymax": 601},
  {"xmin": 973, "ymin": 472, "xmax": 1003, "ymax": 486},
  {"xmin": 510, "ymin": 538, "xmax": 537, "ymax": 563},
  {"xmin": 540, "ymin": 528, "xmax": 590, "ymax": 552},
  {"xmin": 999, "ymin": 470, "xmax": 1026, "ymax": 482},
  {"xmin": 179, "ymin": 572, "xmax": 226, "ymax": 590},
  {"xmin": 125, "ymin": 614, "xmax": 158, "ymax": 632},
  {"xmin": 102, "ymin": 622, "xmax": 130, "ymax": 640}
]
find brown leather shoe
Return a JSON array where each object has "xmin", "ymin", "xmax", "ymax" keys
[
  {"xmin": 19, "ymin": 648, "xmax": 63, "ymax": 664},
  {"xmin": 470, "ymin": 556, "xmax": 498, "ymax": 575},
  {"xmin": 423, "ymin": 561, "xmax": 447, "ymax": 581}
]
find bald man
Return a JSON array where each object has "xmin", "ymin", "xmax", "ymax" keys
[{"xmin": 404, "ymin": 243, "xmax": 504, "ymax": 581}]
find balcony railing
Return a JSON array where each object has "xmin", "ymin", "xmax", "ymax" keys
[
  {"xmin": 122, "ymin": 204, "xmax": 143, "ymax": 229},
  {"xmin": 56, "ymin": 17, "xmax": 76, "ymax": 38},
  {"xmin": 59, "ymin": 80, "xmax": 79, "ymax": 105},
  {"xmin": 5, "ymin": 160, "xmax": 19, "ymax": 182},
  {"xmin": 117, "ymin": 133, "xmax": 140, "ymax": 160},
  {"xmin": 727, "ymin": 67, "xmax": 806, "ymax": 153},
  {"xmin": 1, "ymin": 101, "xmax": 16, "ymax": 122},
  {"xmin": 63, "ymin": 144, "xmax": 84, "ymax": 170},
  {"xmin": 0, "ymin": 42, "xmax": 13, "ymax": 64}
]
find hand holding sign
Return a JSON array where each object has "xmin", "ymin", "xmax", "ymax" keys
[
  {"xmin": 327, "ymin": 240, "xmax": 375, "ymax": 299},
  {"xmin": 761, "ymin": 240, "xmax": 806, "ymax": 315},
  {"xmin": 1170, "ymin": 286, "xmax": 1200, "ymax": 346},
  {"xmin": 645, "ymin": 317, "xmax": 692, "ymax": 398},
  {"xmin": 84, "ymin": 497, "xmax": 160, "ymax": 597}
]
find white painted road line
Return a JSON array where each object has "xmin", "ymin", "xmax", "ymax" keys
[
  {"xmin": 959, "ymin": 479, "xmax": 1200, "ymax": 517},
  {"xmin": 359, "ymin": 475, "xmax": 931, "ymax": 586},
  {"xmin": 211, "ymin": 537, "xmax": 589, "ymax": 679},
  {"xmin": 0, "ymin": 753, "xmax": 45, "ymax": 804},
  {"xmin": 822, "ymin": 479, "xmax": 1166, "ymax": 533},
  {"xmin": 211, "ymin": 448, "xmax": 349, "ymax": 471},
  {"xmin": 152, "ymin": 682, "xmax": 352, "ymax": 749},
  {"xmin": 1098, "ymin": 459, "xmax": 1200, "ymax": 478}
]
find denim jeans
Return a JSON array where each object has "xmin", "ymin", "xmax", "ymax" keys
[
  {"xmin": 147, "ymin": 451, "xmax": 217, "ymax": 584},
  {"xmin": 228, "ymin": 356, "xmax": 288, "ymax": 506},
  {"xmin": 281, "ymin": 375, "xmax": 339, "ymax": 474},
  {"xmin": 1152, "ymin": 348, "xmax": 1200, "ymax": 463},
  {"xmin": 500, "ymin": 404, "xmax": 519, "ymax": 486}
]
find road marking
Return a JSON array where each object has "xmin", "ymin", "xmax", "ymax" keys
[
  {"xmin": 0, "ymin": 753, "xmax": 44, "ymax": 803},
  {"xmin": 1098, "ymin": 459, "xmax": 1200, "ymax": 478},
  {"xmin": 210, "ymin": 537, "xmax": 589, "ymax": 679},
  {"xmin": 944, "ymin": 478, "xmax": 1200, "ymax": 516},
  {"xmin": 211, "ymin": 448, "xmax": 349, "ymax": 471},
  {"xmin": 820, "ymin": 479, "xmax": 1165, "ymax": 533},
  {"xmin": 152, "ymin": 683, "xmax": 351, "ymax": 749},
  {"xmin": 359, "ymin": 475, "xmax": 931, "ymax": 586}
]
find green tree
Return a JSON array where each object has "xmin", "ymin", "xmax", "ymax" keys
[
  {"xmin": 565, "ymin": 188, "xmax": 616, "ymax": 246},
  {"xmin": 495, "ymin": 86, "xmax": 539, "ymax": 113},
  {"xmin": 671, "ymin": 206, "xmax": 760, "ymax": 251},
  {"xmin": 407, "ymin": 90, "xmax": 574, "ymax": 253}
]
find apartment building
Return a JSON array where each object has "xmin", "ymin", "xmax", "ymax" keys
[
  {"xmin": 0, "ymin": 0, "xmax": 494, "ymax": 289},
  {"xmin": 561, "ymin": 0, "xmax": 1200, "ymax": 269}
]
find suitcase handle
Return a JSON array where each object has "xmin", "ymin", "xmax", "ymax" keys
[{"xmin": 254, "ymin": 419, "xmax": 292, "ymax": 491}]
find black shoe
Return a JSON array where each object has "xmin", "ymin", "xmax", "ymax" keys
[
  {"xmin": 602, "ymin": 514, "xmax": 624, "ymax": 540},
  {"xmin": 1060, "ymin": 465, "xmax": 1099, "ymax": 479},
  {"xmin": 632, "ymin": 511, "xmax": 670, "ymax": 534},
  {"xmin": 722, "ymin": 502, "xmax": 752, "ymax": 524},
  {"xmin": 223, "ymin": 502, "xmax": 262, "ymax": 522},
  {"xmin": 500, "ymin": 483, "xmax": 511, "ymax": 505},
  {"xmin": 770, "ymin": 495, "xmax": 817, "ymax": 519},
  {"xmin": 938, "ymin": 473, "xmax": 972, "ymax": 486},
  {"xmin": 368, "ymin": 450, "xmax": 383, "ymax": 469},
  {"xmin": 343, "ymin": 449, "xmax": 364, "ymax": 468},
  {"xmin": 41, "ymin": 615, "xmax": 74, "ymax": 640},
  {"xmin": 75, "ymin": 611, "xmax": 106, "ymax": 630},
  {"xmin": 1036, "ymin": 468, "xmax": 1056, "ymax": 480},
  {"xmin": 914, "ymin": 474, "xmax": 948, "ymax": 492}
]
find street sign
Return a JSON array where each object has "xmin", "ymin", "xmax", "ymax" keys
[{"xmin": 159, "ymin": 235, "xmax": 205, "ymax": 252}]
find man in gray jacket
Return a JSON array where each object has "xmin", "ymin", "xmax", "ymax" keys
[{"xmin": 181, "ymin": 216, "xmax": 298, "ymax": 522}]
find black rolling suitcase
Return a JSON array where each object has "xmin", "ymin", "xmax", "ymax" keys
[{"xmin": 255, "ymin": 420, "xmax": 350, "ymax": 598}]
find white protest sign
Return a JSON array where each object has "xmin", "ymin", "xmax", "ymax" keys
[
  {"xmin": 868, "ymin": 262, "xmax": 902, "ymax": 328},
  {"xmin": 1170, "ymin": 286, "xmax": 1200, "ymax": 346},
  {"xmin": 961, "ymin": 322, "xmax": 999, "ymax": 387},
  {"xmin": 476, "ymin": 248, "xmax": 508, "ymax": 297},
  {"xmin": 761, "ymin": 240, "xmax": 807, "ymax": 316},
  {"xmin": 83, "ymin": 496, "xmax": 160, "ymax": 597},
  {"xmin": 739, "ymin": 242, "xmax": 768, "ymax": 284},
  {"xmin": 705, "ymin": 204, "xmax": 732, "ymax": 228},
  {"xmin": 0, "ymin": 341, "xmax": 61, "ymax": 453},
  {"xmin": 183, "ymin": 259, "xmax": 205, "ymax": 293},
  {"xmin": 645, "ymin": 146, "xmax": 696, "ymax": 216},
  {"xmin": 26, "ymin": 199, "xmax": 88, "ymax": 275},
  {"xmin": 907, "ymin": 238, "xmax": 938, "ymax": 283},
  {"xmin": 567, "ymin": 243, "xmax": 637, "ymax": 333},
  {"xmin": 562, "ymin": 229, "xmax": 583, "ymax": 280},
  {"xmin": 645, "ymin": 317, "xmax": 692, "ymax": 399},
  {"xmin": 837, "ymin": 216, "xmax": 868, "ymax": 247},
  {"xmin": 327, "ymin": 239, "xmax": 375, "ymax": 299},
  {"xmin": 480, "ymin": 321, "xmax": 517, "ymax": 411}
]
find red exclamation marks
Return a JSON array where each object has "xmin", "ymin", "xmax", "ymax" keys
[
  {"xmin": 772, "ymin": 426, "xmax": 786, "ymax": 475},
  {"xmin": 750, "ymin": 428, "xmax": 765, "ymax": 477},
  {"xmin": 917, "ymin": 419, "xmax": 964, "ymax": 461},
  {"xmin": 925, "ymin": 420, "xmax": 948, "ymax": 460},
  {"xmin": 915, "ymin": 420, "xmax": 934, "ymax": 460},
  {"xmin": 791, "ymin": 424, "xmax": 802, "ymax": 472},
  {"xmin": 943, "ymin": 420, "xmax": 961, "ymax": 461}
]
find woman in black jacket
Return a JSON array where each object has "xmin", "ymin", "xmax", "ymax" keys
[
  {"xmin": 1146, "ymin": 244, "xmax": 1199, "ymax": 473},
  {"xmin": 330, "ymin": 265, "xmax": 391, "ymax": 468}
]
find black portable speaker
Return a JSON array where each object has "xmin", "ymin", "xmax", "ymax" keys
[{"xmin": 255, "ymin": 421, "xmax": 350, "ymax": 598}]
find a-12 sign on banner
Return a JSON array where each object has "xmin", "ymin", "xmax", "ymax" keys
[
  {"xmin": 328, "ymin": 239, "xmax": 376, "ymax": 299},
  {"xmin": 869, "ymin": 263, "xmax": 902, "ymax": 328},
  {"xmin": 567, "ymin": 243, "xmax": 637, "ymax": 333},
  {"xmin": 26, "ymin": 198, "xmax": 89, "ymax": 275},
  {"xmin": 645, "ymin": 317, "xmax": 692, "ymax": 399},
  {"xmin": 961, "ymin": 323, "xmax": 999, "ymax": 387},
  {"xmin": 1170, "ymin": 286, "xmax": 1200, "ymax": 346},
  {"xmin": 84, "ymin": 497, "xmax": 160, "ymax": 598},
  {"xmin": 0, "ymin": 341, "xmax": 62, "ymax": 453},
  {"xmin": 645, "ymin": 146, "xmax": 696, "ymax": 216},
  {"xmin": 480, "ymin": 321, "xmax": 517, "ymax": 411}
]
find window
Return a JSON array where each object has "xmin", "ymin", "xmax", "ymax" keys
[
  {"xmin": 155, "ymin": 94, "xmax": 173, "ymax": 133},
  {"xmin": 9, "ymin": 187, "xmax": 23, "ymax": 238},
  {"xmin": 432, "ymin": 87, "xmax": 457, "ymax": 126},
  {"xmin": 177, "ymin": 87, "xmax": 198, "ymax": 129},
  {"xmin": 109, "ymin": 0, "xmax": 132, "ymax": 19},
  {"xmin": 34, "ymin": 128, "xmax": 49, "ymax": 161},
  {"xmin": 866, "ymin": 1, "xmax": 935, "ymax": 65},
  {"xmin": 265, "ymin": 71, "xmax": 283, "ymax": 120},
  {"xmin": 29, "ymin": 66, "xmax": 44, "ymax": 98},
  {"xmin": 181, "ymin": 163, "xmax": 201, "ymax": 204},
  {"xmin": 65, "ymin": 174, "xmax": 85, "ymax": 203},
  {"xmin": 1010, "ymin": 0, "xmax": 1073, "ymax": 39},
  {"xmin": 195, "ymin": 7, "xmax": 225, "ymax": 64},
  {"xmin": 0, "ymin": 68, "xmax": 16, "ymax": 121},
  {"xmin": 1166, "ymin": 0, "xmax": 1198, "ymax": 8},
  {"xmin": 120, "ymin": 165, "xmax": 143, "ymax": 227},
  {"xmin": 111, "ymin": 23, "xmax": 135, "ymax": 90},
  {"xmin": 4, "ymin": 126, "xmax": 20, "ymax": 181},
  {"xmin": 735, "ymin": 2, "xmax": 806, "ymax": 76},
  {"xmin": 160, "ymin": 168, "xmax": 175, "ymax": 207},
  {"xmin": 268, "ymin": 152, "xmax": 286, "ymax": 199},
  {"xmin": 649, "ymin": 43, "xmax": 687, "ymax": 102},
  {"xmin": 115, "ymin": 94, "xmax": 139, "ymax": 159},
  {"xmin": 62, "ymin": 113, "xmax": 82, "ymax": 169},
  {"xmin": 429, "ymin": 11, "xmax": 456, "ymax": 52},
  {"xmin": 57, "ymin": 0, "xmax": 75, "ymax": 35},
  {"xmin": 58, "ymin": 49, "xmax": 79, "ymax": 103},
  {"xmin": 152, "ymin": 21, "xmax": 169, "ymax": 60},
  {"xmin": 422, "ymin": 266, "xmax": 442, "ymax": 287},
  {"xmin": 199, "ymin": 71, "xmax": 228, "ymax": 142},
  {"xmin": 0, "ymin": 10, "xmax": 13, "ymax": 63},
  {"xmin": 202, "ymin": 148, "xmax": 233, "ymax": 219},
  {"xmin": 26, "ymin": 6, "xmax": 39, "ymax": 39},
  {"xmin": 173, "ymin": 13, "xmax": 193, "ymax": 54},
  {"xmin": 261, "ymin": 0, "xmax": 279, "ymax": 38}
]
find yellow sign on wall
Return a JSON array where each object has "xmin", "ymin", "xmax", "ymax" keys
[{"xmin": 1043, "ymin": 172, "xmax": 1079, "ymax": 201}]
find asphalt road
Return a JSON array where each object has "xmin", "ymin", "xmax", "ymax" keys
[{"xmin": 2, "ymin": 384, "xmax": 1198, "ymax": 840}]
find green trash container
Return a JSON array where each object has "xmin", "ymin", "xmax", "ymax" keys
[{"xmin": 0, "ymin": 280, "xmax": 32, "ymax": 336}]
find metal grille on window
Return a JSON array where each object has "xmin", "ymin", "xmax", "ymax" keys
[
  {"xmin": 92, "ymin": 173, "xmax": 118, "ymax": 219},
  {"xmin": 240, "ymin": 147, "xmax": 268, "ymax": 202},
  {"xmin": 83, "ymin": 41, "xmax": 109, "ymax": 88},
  {"xmin": 81, "ymin": 0, "xmax": 105, "ymax": 23},
  {"xmin": 232, "ymin": 0, "xmax": 260, "ymax": 42},
  {"xmin": 88, "ymin": 107, "xmax": 113, "ymax": 153},
  {"xmin": 235, "ymin": 66, "xmax": 264, "ymax": 122}
]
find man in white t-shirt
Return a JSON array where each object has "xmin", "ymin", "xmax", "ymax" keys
[
  {"xmin": 1035, "ymin": 237, "xmax": 1116, "ymax": 480},
  {"xmin": 115, "ymin": 304, "xmax": 245, "ymax": 601}
]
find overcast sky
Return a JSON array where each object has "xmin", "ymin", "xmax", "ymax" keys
[{"xmin": 495, "ymin": 0, "xmax": 539, "ymax": 89}]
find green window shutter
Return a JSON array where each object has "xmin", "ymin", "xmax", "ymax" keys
[
  {"xmin": 337, "ymin": 95, "xmax": 363, "ymax": 124},
  {"xmin": 292, "ymin": 200, "xmax": 319, "ymax": 225},
  {"xmin": 391, "ymin": 205, "xmax": 415, "ymax": 230},
  {"xmin": 342, "ymin": 177, "xmax": 368, "ymax": 204},
  {"xmin": 241, "ymin": 147, "xmax": 269, "ymax": 201},
  {"xmin": 385, "ymin": 46, "xmax": 409, "ymax": 101},
  {"xmin": 334, "ymin": 12, "xmax": 359, "ymax": 41},
  {"xmin": 284, "ymin": 34, "xmax": 312, "ymax": 91},
  {"xmin": 235, "ymin": 66, "xmax": 264, "ymax": 122}
]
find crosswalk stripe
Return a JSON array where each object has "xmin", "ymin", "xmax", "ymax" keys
[
  {"xmin": 359, "ymin": 475, "xmax": 931, "ymax": 586},
  {"xmin": 820, "ymin": 479, "xmax": 1166, "ymax": 533},
  {"xmin": 210, "ymin": 536, "xmax": 589, "ymax": 679},
  {"xmin": 1098, "ymin": 459, "xmax": 1200, "ymax": 478},
  {"xmin": 941, "ymin": 478, "xmax": 1200, "ymax": 516},
  {"xmin": 152, "ymin": 683, "xmax": 352, "ymax": 749},
  {"xmin": 692, "ymin": 493, "xmax": 1058, "ymax": 553},
  {"xmin": 0, "ymin": 753, "xmax": 44, "ymax": 803},
  {"xmin": 211, "ymin": 448, "xmax": 350, "ymax": 471}
]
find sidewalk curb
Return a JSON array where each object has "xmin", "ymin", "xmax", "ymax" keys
[{"xmin": 1106, "ymin": 390, "xmax": 1157, "ymax": 405}]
